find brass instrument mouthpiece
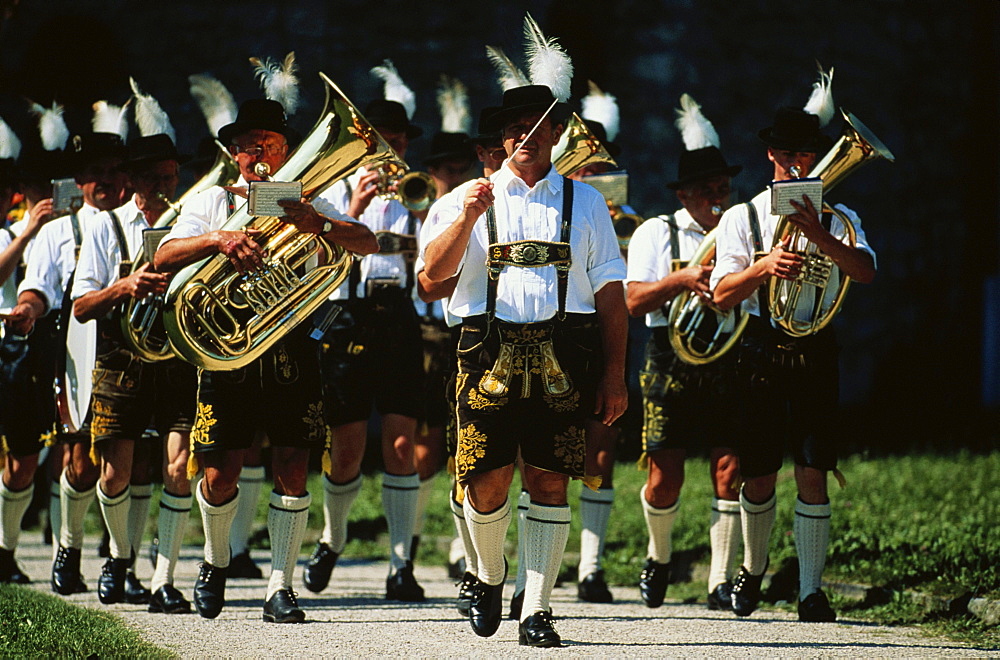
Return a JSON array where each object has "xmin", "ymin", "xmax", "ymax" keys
[
  {"xmin": 254, "ymin": 162, "xmax": 271, "ymax": 177},
  {"xmin": 789, "ymin": 165, "xmax": 802, "ymax": 178},
  {"xmin": 711, "ymin": 205, "xmax": 723, "ymax": 217}
]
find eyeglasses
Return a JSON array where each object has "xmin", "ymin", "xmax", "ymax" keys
[{"xmin": 229, "ymin": 143, "xmax": 286, "ymax": 158}]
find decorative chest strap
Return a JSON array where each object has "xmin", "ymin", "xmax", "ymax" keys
[{"xmin": 487, "ymin": 241, "xmax": 570, "ymax": 277}]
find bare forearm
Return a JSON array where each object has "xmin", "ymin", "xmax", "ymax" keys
[
  {"xmin": 73, "ymin": 284, "xmax": 127, "ymax": 323},
  {"xmin": 417, "ymin": 271, "xmax": 457, "ymax": 303},
  {"xmin": 626, "ymin": 276, "xmax": 689, "ymax": 317},
  {"xmin": 324, "ymin": 218, "xmax": 378, "ymax": 255},
  {"xmin": 424, "ymin": 213, "xmax": 475, "ymax": 282},
  {"xmin": 814, "ymin": 236, "xmax": 876, "ymax": 284},
  {"xmin": 595, "ymin": 281, "xmax": 628, "ymax": 378},
  {"xmin": 714, "ymin": 263, "xmax": 767, "ymax": 311},
  {"xmin": 154, "ymin": 235, "xmax": 218, "ymax": 272}
]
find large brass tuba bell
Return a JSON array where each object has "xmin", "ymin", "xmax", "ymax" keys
[
  {"xmin": 374, "ymin": 161, "xmax": 437, "ymax": 212},
  {"xmin": 552, "ymin": 112, "xmax": 618, "ymax": 177},
  {"xmin": 119, "ymin": 142, "xmax": 240, "ymax": 362},
  {"xmin": 768, "ymin": 110, "xmax": 894, "ymax": 337},
  {"xmin": 162, "ymin": 73, "xmax": 395, "ymax": 370}
]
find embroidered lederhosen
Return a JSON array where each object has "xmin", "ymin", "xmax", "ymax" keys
[{"xmin": 455, "ymin": 178, "xmax": 600, "ymax": 484}]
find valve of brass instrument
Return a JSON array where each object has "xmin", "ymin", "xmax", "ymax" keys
[{"xmin": 374, "ymin": 161, "xmax": 436, "ymax": 212}]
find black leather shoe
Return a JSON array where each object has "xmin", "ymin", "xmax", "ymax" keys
[
  {"xmin": 263, "ymin": 589, "xmax": 305, "ymax": 623},
  {"xmin": 228, "ymin": 550, "xmax": 263, "ymax": 579},
  {"xmin": 577, "ymin": 569, "xmax": 614, "ymax": 603},
  {"xmin": 518, "ymin": 610, "xmax": 562, "ymax": 648},
  {"xmin": 193, "ymin": 562, "xmax": 227, "ymax": 619},
  {"xmin": 0, "ymin": 547, "xmax": 31, "ymax": 584},
  {"xmin": 470, "ymin": 559, "xmax": 506, "ymax": 637},
  {"xmin": 798, "ymin": 589, "xmax": 837, "ymax": 622},
  {"xmin": 456, "ymin": 571, "xmax": 479, "ymax": 617},
  {"xmin": 51, "ymin": 545, "xmax": 88, "ymax": 595},
  {"xmin": 124, "ymin": 572, "xmax": 151, "ymax": 604},
  {"xmin": 731, "ymin": 563, "xmax": 767, "ymax": 617},
  {"xmin": 447, "ymin": 556, "xmax": 467, "ymax": 580},
  {"xmin": 638, "ymin": 558, "xmax": 671, "ymax": 608},
  {"xmin": 707, "ymin": 581, "xmax": 734, "ymax": 611},
  {"xmin": 303, "ymin": 542, "xmax": 338, "ymax": 593},
  {"xmin": 386, "ymin": 561, "xmax": 425, "ymax": 602},
  {"xmin": 508, "ymin": 589, "xmax": 524, "ymax": 620},
  {"xmin": 97, "ymin": 557, "xmax": 129, "ymax": 604},
  {"xmin": 148, "ymin": 584, "xmax": 191, "ymax": 614}
]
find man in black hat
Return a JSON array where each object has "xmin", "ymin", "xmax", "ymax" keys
[
  {"xmin": 712, "ymin": 106, "xmax": 877, "ymax": 622},
  {"xmin": 304, "ymin": 97, "xmax": 429, "ymax": 603},
  {"xmin": 155, "ymin": 98, "xmax": 377, "ymax": 623},
  {"xmin": 423, "ymin": 84, "xmax": 628, "ymax": 647},
  {"xmin": 70, "ymin": 132, "xmax": 195, "ymax": 612},
  {"xmin": 625, "ymin": 95, "xmax": 743, "ymax": 612}
]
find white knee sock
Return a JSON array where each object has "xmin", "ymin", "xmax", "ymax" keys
[
  {"xmin": 229, "ymin": 465, "xmax": 265, "ymax": 556},
  {"xmin": 794, "ymin": 498, "xmax": 831, "ymax": 598},
  {"xmin": 98, "ymin": 485, "xmax": 131, "ymax": 560},
  {"xmin": 578, "ymin": 487, "xmax": 614, "ymax": 580},
  {"xmin": 196, "ymin": 480, "xmax": 239, "ymax": 568},
  {"xmin": 60, "ymin": 469, "xmax": 96, "ymax": 549},
  {"xmin": 513, "ymin": 489, "xmax": 530, "ymax": 594},
  {"xmin": 49, "ymin": 479, "xmax": 62, "ymax": 560},
  {"xmin": 642, "ymin": 484, "xmax": 680, "ymax": 564},
  {"xmin": 320, "ymin": 473, "xmax": 362, "ymax": 552},
  {"xmin": 521, "ymin": 501, "xmax": 571, "ymax": 622},
  {"xmin": 151, "ymin": 490, "xmax": 191, "ymax": 591},
  {"xmin": 0, "ymin": 480, "xmax": 33, "ymax": 551},
  {"xmin": 127, "ymin": 483, "xmax": 152, "ymax": 569},
  {"xmin": 449, "ymin": 491, "xmax": 477, "ymax": 575},
  {"xmin": 382, "ymin": 472, "xmax": 419, "ymax": 572},
  {"xmin": 708, "ymin": 497, "xmax": 742, "ymax": 591},
  {"xmin": 266, "ymin": 491, "xmax": 311, "ymax": 601},
  {"xmin": 740, "ymin": 487, "xmax": 777, "ymax": 576},
  {"xmin": 412, "ymin": 476, "xmax": 435, "ymax": 538},
  {"xmin": 464, "ymin": 494, "xmax": 511, "ymax": 586}
]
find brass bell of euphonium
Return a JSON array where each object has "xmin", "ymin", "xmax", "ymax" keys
[
  {"xmin": 768, "ymin": 109, "xmax": 894, "ymax": 337},
  {"xmin": 119, "ymin": 141, "xmax": 240, "ymax": 362},
  {"xmin": 162, "ymin": 73, "xmax": 396, "ymax": 371},
  {"xmin": 552, "ymin": 112, "xmax": 618, "ymax": 177},
  {"xmin": 375, "ymin": 160, "xmax": 436, "ymax": 212}
]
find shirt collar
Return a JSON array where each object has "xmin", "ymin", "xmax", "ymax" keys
[{"xmin": 492, "ymin": 162, "xmax": 562, "ymax": 194}]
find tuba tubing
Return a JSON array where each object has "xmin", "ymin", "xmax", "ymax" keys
[{"xmin": 162, "ymin": 73, "xmax": 396, "ymax": 370}]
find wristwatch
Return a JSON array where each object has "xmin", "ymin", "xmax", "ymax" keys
[{"xmin": 320, "ymin": 219, "xmax": 333, "ymax": 235}]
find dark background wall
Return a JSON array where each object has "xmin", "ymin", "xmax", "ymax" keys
[{"xmin": 0, "ymin": 0, "xmax": 996, "ymax": 453}]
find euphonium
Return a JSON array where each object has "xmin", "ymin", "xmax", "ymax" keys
[
  {"xmin": 610, "ymin": 204, "xmax": 646, "ymax": 250},
  {"xmin": 768, "ymin": 110, "xmax": 894, "ymax": 337},
  {"xmin": 666, "ymin": 228, "xmax": 749, "ymax": 365},
  {"xmin": 162, "ymin": 73, "xmax": 395, "ymax": 370},
  {"xmin": 552, "ymin": 112, "xmax": 618, "ymax": 176},
  {"xmin": 119, "ymin": 142, "xmax": 240, "ymax": 362},
  {"xmin": 375, "ymin": 160, "xmax": 436, "ymax": 212}
]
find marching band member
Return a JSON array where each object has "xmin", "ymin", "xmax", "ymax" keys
[
  {"xmin": 304, "ymin": 60, "xmax": 427, "ymax": 602},
  {"xmin": 423, "ymin": 72, "xmax": 628, "ymax": 649},
  {"xmin": 70, "ymin": 82, "xmax": 195, "ymax": 613},
  {"xmin": 712, "ymin": 68, "xmax": 876, "ymax": 622},
  {"xmin": 154, "ymin": 96, "xmax": 376, "ymax": 623},
  {"xmin": 626, "ymin": 94, "xmax": 743, "ymax": 610}
]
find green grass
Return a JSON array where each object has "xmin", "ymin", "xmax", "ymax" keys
[{"xmin": 0, "ymin": 584, "xmax": 172, "ymax": 658}]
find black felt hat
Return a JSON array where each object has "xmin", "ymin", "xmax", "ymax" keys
[
  {"xmin": 758, "ymin": 107, "xmax": 834, "ymax": 153},
  {"xmin": 467, "ymin": 107, "xmax": 502, "ymax": 146},
  {"xmin": 217, "ymin": 99, "xmax": 292, "ymax": 146},
  {"xmin": 66, "ymin": 132, "xmax": 127, "ymax": 173},
  {"xmin": 482, "ymin": 85, "xmax": 570, "ymax": 133},
  {"xmin": 424, "ymin": 132, "xmax": 475, "ymax": 167},
  {"xmin": 582, "ymin": 119, "xmax": 622, "ymax": 159},
  {"xmin": 16, "ymin": 147, "xmax": 70, "ymax": 186},
  {"xmin": 120, "ymin": 134, "xmax": 188, "ymax": 171},
  {"xmin": 364, "ymin": 100, "xmax": 423, "ymax": 139},
  {"xmin": 667, "ymin": 146, "xmax": 742, "ymax": 190}
]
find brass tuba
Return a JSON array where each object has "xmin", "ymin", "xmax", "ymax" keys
[
  {"xmin": 162, "ymin": 73, "xmax": 395, "ymax": 370},
  {"xmin": 374, "ymin": 160, "xmax": 437, "ymax": 212},
  {"xmin": 666, "ymin": 228, "xmax": 749, "ymax": 365},
  {"xmin": 119, "ymin": 142, "xmax": 240, "ymax": 362},
  {"xmin": 768, "ymin": 110, "xmax": 894, "ymax": 337},
  {"xmin": 552, "ymin": 112, "xmax": 618, "ymax": 177}
]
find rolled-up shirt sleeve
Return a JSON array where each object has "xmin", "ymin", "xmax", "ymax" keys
[
  {"xmin": 71, "ymin": 213, "xmax": 115, "ymax": 299},
  {"xmin": 418, "ymin": 182, "xmax": 469, "ymax": 277},
  {"xmin": 159, "ymin": 188, "xmax": 218, "ymax": 245},
  {"xmin": 585, "ymin": 191, "xmax": 626, "ymax": 293},
  {"xmin": 17, "ymin": 224, "xmax": 60, "ymax": 313},
  {"xmin": 710, "ymin": 205, "xmax": 752, "ymax": 291},
  {"xmin": 624, "ymin": 219, "xmax": 660, "ymax": 285}
]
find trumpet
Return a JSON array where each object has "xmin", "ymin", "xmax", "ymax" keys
[{"xmin": 374, "ymin": 161, "xmax": 436, "ymax": 212}]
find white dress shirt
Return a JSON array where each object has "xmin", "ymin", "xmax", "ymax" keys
[
  {"xmin": 420, "ymin": 165, "xmax": 626, "ymax": 323},
  {"xmin": 711, "ymin": 188, "xmax": 876, "ymax": 319},
  {"xmin": 71, "ymin": 196, "xmax": 150, "ymax": 303},
  {"xmin": 415, "ymin": 187, "xmax": 464, "ymax": 328},
  {"xmin": 0, "ymin": 218, "xmax": 30, "ymax": 313},
  {"xmin": 625, "ymin": 208, "xmax": 712, "ymax": 328},
  {"xmin": 18, "ymin": 203, "xmax": 101, "ymax": 314}
]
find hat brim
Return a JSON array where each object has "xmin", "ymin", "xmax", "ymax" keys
[
  {"xmin": 482, "ymin": 102, "xmax": 571, "ymax": 134},
  {"xmin": 757, "ymin": 127, "xmax": 832, "ymax": 153},
  {"xmin": 217, "ymin": 121, "xmax": 294, "ymax": 147},
  {"xmin": 666, "ymin": 164, "xmax": 743, "ymax": 190},
  {"xmin": 424, "ymin": 150, "xmax": 476, "ymax": 167}
]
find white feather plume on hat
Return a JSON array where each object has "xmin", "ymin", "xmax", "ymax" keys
[
  {"xmin": 130, "ymin": 78, "xmax": 176, "ymax": 142},
  {"xmin": 30, "ymin": 103, "xmax": 70, "ymax": 152},
  {"xmin": 674, "ymin": 93, "xmax": 720, "ymax": 151},
  {"xmin": 370, "ymin": 59, "xmax": 416, "ymax": 120},
  {"xmin": 0, "ymin": 118, "xmax": 22, "ymax": 160},
  {"xmin": 803, "ymin": 63, "xmax": 835, "ymax": 128},
  {"xmin": 485, "ymin": 46, "xmax": 530, "ymax": 92},
  {"xmin": 250, "ymin": 52, "xmax": 300, "ymax": 116},
  {"xmin": 189, "ymin": 73, "xmax": 237, "ymax": 136},
  {"xmin": 523, "ymin": 12, "xmax": 573, "ymax": 102},
  {"xmin": 581, "ymin": 81, "xmax": 619, "ymax": 142},
  {"xmin": 92, "ymin": 100, "xmax": 130, "ymax": 140},
  {"xmin": 437, "ymin": 76, "xmax": 471, "ymax": 134}
]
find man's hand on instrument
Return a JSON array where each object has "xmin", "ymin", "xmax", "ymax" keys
[
  {"xmin": 121, "ymin": 263, "xmax": 168, "ymax": 299},
  {"xmin": 213, "ymin": 228, "xmax": 266, "ymax": 275},
  {"xmin": 5, "ymin": 302, "xmax": 36, "ymax": 336},
  {"xmin": 462, "ymin": 178, "xmax": 494, "ymax": 223},
  {"xmin": 347, "ymin": 170, "xmax": 380, "ymax": 219},
  {"xmin": 680, "ymin": 264, "xmax": 713, "ymax": 302},
  {"xmin": 594, "ymin": 373, "xmax": 628, "ymax": 426},
  {"xmin": 759, "ymin": 235, "xmax": 803, "ymax": 281},
  {"xmin": 787, "ymin": 195, "xmax": 827, "ymax": 243},
  {"xmin": 278, "ymin": 199, "xmax": 323, "ymax": 234}
]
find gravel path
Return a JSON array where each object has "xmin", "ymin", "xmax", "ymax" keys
[{"xmin": 14, "ymin": 539, "xmax": 993, "ymax": 657}]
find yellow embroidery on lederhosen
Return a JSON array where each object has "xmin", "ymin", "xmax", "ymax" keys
[
  {"xmin": 455, "ymin": 424, "xmax": 489, "ymax": 480},
  {"xmin": 188, "ymin": 402, "xmax": 218, "ymax": 479},
  {"xmin": 552, "ymin": 424, "xmax": 586, "ymax": 476}
]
